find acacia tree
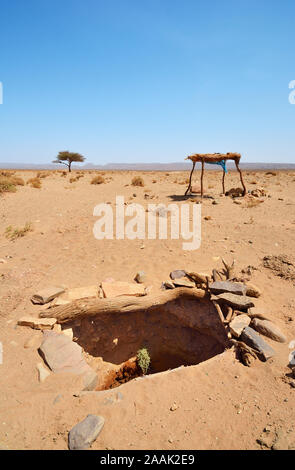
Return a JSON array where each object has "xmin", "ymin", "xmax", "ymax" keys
[{"xmin": 53, "ymin": 151, "xmax": 86, "ymax": 173}]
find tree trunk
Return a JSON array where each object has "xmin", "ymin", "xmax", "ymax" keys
[{"xmin": 39, "ymin": 287, "xmax": 207, "ymax": 324}]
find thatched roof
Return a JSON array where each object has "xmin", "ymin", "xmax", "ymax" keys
[{"xmin": 186, "ymin": 153, "xmax": 241, "ymax": 163}]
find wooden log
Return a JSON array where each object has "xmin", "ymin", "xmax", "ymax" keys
[
  {"xmin": 235, "ymin": 160, "xmax": 246, "ymax": 196},
  {"xmin": 222, "ymin": 169, "xmax": 226, "ymax": 194},
  {"xmin": 184, "ymin": 161, "xmax": 196, "ymax": 196},
  {"xmin": 201, "ymin": 159, "xmax": 204, "ymax": 198},
  {"xmin": 39, "ymin": 287, "xmax": 207, "ymax": 324}
]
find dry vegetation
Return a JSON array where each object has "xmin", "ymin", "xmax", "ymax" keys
[
  {"xmin": 4, "ymin": 222, "xmax": 33, "ymax": 241},
  {"xmin": 27, "ymin": 177, "xmax": 42, "ymax": 188},
  {"xmin": 91, "ymin": 175, "xmax": 105, "ymax": 185},
  {"xmin": 131, "ymin": 176, "xmax": 144, "ymax": 187}
]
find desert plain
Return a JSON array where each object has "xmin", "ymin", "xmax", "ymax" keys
[{"xmin": 0, "ymin": 167, "xmax": 295, "ymax": 450}]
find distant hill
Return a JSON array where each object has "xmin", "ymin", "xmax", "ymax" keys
[{"xmin": 0, "ymin": 161, "xmax": 295, "ymax": 171}]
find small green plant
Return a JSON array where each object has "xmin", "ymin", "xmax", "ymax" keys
[
  {"xmin": 137, "ymin": 348, "xmax": 151, "ymax": 375},
  {"xmin": 5, "ymin": 222, "xmax": 33, "ymax": 241}
]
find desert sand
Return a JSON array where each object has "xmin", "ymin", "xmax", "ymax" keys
[{"xmin": 0, "ymin": 168, "xmax": 295, "ymax": 450}]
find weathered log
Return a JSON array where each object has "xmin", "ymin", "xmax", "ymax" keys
[{"xmin": 39, "ymin": 287, "xmax": 207, "ymax": 324}]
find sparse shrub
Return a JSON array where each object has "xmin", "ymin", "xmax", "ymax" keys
[
  {"xmin": 136, "ymin": 348, "xmax": 150, "ymax": 375},
  {"xmin": 265, "ymin": 171, "xmax": 277, "ymax": 176},
  {"xmin": 245, "ymin": 198, "xmax": 262, "ymax": 208},
  {"xmin": 0, "ymin": 176, "xmax": 17, "ymax": 193},
  {"xmin": 131, "ymin": 176, "xmax": 144, "ymax": 187},
  {"xmin": 37, "ymin": 171, "xmax": 50, "ymax": 179},
  {"xmin": 5, "ymin": 222, "xmax": 33, "ymax": 241},
  {"xmin": 91, "ymin": 175, "xmax": 105, "ymax": 185},
  {"xmin": 11, "ymin": 176, "xmax": 25, "ymax": 186},
  {"xmin": 27, "ymin": 177, "xmax": 41, "ymax": 188}
]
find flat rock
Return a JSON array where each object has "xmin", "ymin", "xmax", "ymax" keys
[
  {"xmin": 241, "ymin": 326, "xmax": 276, "ymax": 361},
  {"xmin": 31, "ymin": 286, "xmax": 65, "ymax": 305},
  {"xmin": 173, "ymin": 278, "xmax": 195, "ymax": 288},
  {"xmin": 38, "ymin": 331, "xmax": 93, "ymax": 375},
  {"xmin": 68, "ymin": 414, "xmax": 105, "ymax": 450},
  {"xmin": 229, "ymin": 314, "xmax": 251, "ymax": 338},
  {"xmin": 101, "ymin": 281, "xmax": 145, "ymax": 298},
  {"xmin": 134, "ymin": 271, "xmax": 146, "ymax": 284},
  {"xmin": 209, "ymin": 281, "xmax": 247, "ymax": 296},
  {"xmin": 163, "ymin": 280, "xmax": 175, "ymax": 289},
  {"xmin": 214, "ymin": 293, "xmax": 255, "ymax": 309},
  {"xmin": 36, "ymin": 362, "xmax": 50, "ymax": 383},
  {"xmin": 251, "ymin": 318, "xmax": 286, "ymax": 343},
  {"xmin": 18, "ymin": 316, "xmax": 56, "ymax": 330},
  {"xmin": 170, "ymin": 270, "xmax": 186, "ymax": 280},
  {"xmin": 246, "ymin": 283, "xmax": 261, "ymax": 298},
  {"xmin": 67, "ymin": 286, "xmax": 98, "ymax": 301}
]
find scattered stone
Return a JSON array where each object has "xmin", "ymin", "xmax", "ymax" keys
[
  {"xmin": 163, "ymin": 280, "xmax": 175, "ymax": 289},
  {"xmin": 233, "ymin": 200, "xmax": 242, "ymax": 205},
  {"xmin": 209, "ymin": 281, "xmax": 247, "ymax": 296},
  {"xmin": 36, "ymin": 362, "xmax": 50, "ymax": 383},
  {"xmin": 18, "ymin": 316, "xmax": 56, "ymax": 330},
  {"xmin": 67, "ymin": 286, "xmax": 98, "ymax": 301},
  {"xmin": 31, "ymin": 286, "xmax": 65, "ymax": 305},
  {"xmin": 62, "ymin": 328, "xmax": 73, "ymax": 341},
  {"xmin": 134, "ymin": 271, "xmax": 146, "ymax": 284},
  {"xmin": 204, "ymin": 216, "xmax": 212, "ymax": 221},
  {"xmin": 245, "ymin": 283, "xmax": 261, "ymax": 298},
  {"xmin": 229, "ymin": 314, "xmax": 251, "ymax": 338},
  {"xmin": 241, "ymin": 326, "xmax": 276, "ymax": 361},
  {"xmin": 101, "ymin": 281, "xmax": 145, "ymax": 298},
  {"xmin": 170, "ymin": 270, "xmax": 186, "ymax": 280},
  {"xmin": 170, "ymin": 402, "xmax": 179, "ymax": 411},
  {"xmin": 251, "ymin": 319, "xmax": 286, "ymax": 343},
  {"xmin": 214, "ymin": 293, "xmax": 255, "ymax": 309},
  {"xmin": 38, "ymin": 331, "xmax": 94, "ymax": 375},
  {"xmin": 68, "ymin": 414, "xmax": 105, "ymax": 450},
  {"xmin": 53, "ymin": 323, "xmax": 62, "ymax": 333},
  {"xmin": 0, "ymin": 258, "xmax": 7, "ymax": 264},
  {"xmin": 173, "ymin": 278, "xmax": 195, "ymax": 288}
]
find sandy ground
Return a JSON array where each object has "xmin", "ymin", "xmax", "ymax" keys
[{"xmin": 0, "ymin": 168, "xmax": 295, "ymax": 450}]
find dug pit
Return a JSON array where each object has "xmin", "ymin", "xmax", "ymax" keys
[{"xmin": 51, "ymin": 289, "xmax": 229, "ymax": 390}]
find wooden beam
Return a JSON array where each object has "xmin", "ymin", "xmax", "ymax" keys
[
  {"xmin": 222, "ymin": 169, "xmax": 226, "ymax": 194},
  {"xmin": 184, "ymin": 161, "xmax": 196, "ymax": 196},
  {"xmin": 201, "ymin": 159, "xmax": 204, "ymax": 198},
  {"xmin": 235, "ymin": 160, "xmax": 246, "ymax": 196},
  {"xmin": 39, "ymin": 287, "xmax": 207, "ymax": 324}
]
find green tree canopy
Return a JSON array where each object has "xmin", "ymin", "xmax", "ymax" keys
[{"xmin": 53, "ymin": 151, "xmax": 86, "ymax": 172}]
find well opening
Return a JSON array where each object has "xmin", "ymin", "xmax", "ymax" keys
[{"xmin": 68, "ymin": 295, "xmax": 228, "ymax": 390}]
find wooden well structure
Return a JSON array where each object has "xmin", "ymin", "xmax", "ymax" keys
[{"xmin": 184, "ymin": 152, "xmax": 246, "ymax": 197}]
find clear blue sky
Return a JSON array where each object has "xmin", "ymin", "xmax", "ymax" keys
[{"xmin": 0, "ymin": 0, "xmax": 294, "ymax": 165}]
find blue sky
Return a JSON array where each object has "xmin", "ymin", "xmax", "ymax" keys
[{"xmin": 0, "ymin": 0, "xmax": 294, "ymax": 165}]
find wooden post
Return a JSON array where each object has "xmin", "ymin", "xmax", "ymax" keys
[
  {"xmin": 235, "ymin": 160, "xmax": 246, "ymax": 196},
  {"xmin": 201, "ymin": 159, "xmax": 204, "ymax": 198},
  {"xmin": 222, "ymin": 169, "xmax": 226, "ymax": 194},
  {"xmin": 184, "ymin": 161, "xmax": 196, "ymax": 196}
]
